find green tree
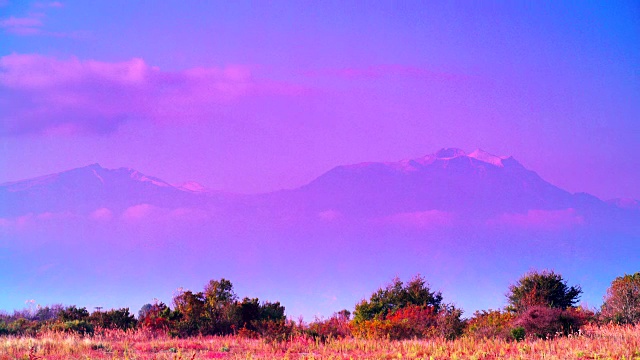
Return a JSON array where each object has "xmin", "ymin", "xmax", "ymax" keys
[
  {"xmin": 202, "ymin": 278, "xmax": 240, "ymax": 335},
  {"xmin": 90, "ymin": 308, "xmax": 137, "ymax": 330},
  {"xmin": 507, "ymin": 270, "xmax": 582, "ymax": 313},
  {"xmin": 57, "ymin": 306, "xmax": 90, "ymax": 322},
  {"xmin": 353, "ymin": 275, "xmax": 443, "ymax": 322},
  {"xmin": 601, "ymin": 272, "xmax": 640, "ymax": 325}
]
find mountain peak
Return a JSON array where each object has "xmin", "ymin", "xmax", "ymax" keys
[
  {"xmin": 434, "ymin": 148, "xmax": 466, "ymax": 159},
  {"xmin": 468, "ymin": 149, "xmax": 507, "ymax": 167}
]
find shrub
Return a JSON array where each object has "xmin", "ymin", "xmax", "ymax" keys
[
  {"xmin": 90, "ymin": 308, "xmax": 137, "ymax": 331},
  {"xmin": 435, "ymin": 304, "xmax": 466, "ymax": 340},
  {"xmin": 254, "ymin": 319, "xmax": 297, "ymax": 343},
  {"xmin": 307, "ymin": 310, "xmax": 352, "ymax": 341},
  {"xmin": 353, "ymin": 275, "xmax": 443, "ymax": 322},
  {"xmin": 465, "ymin": 309, "xmax": 515, "ymax": 340},
  {"xmin": 600, "ymin": 272, "xmax": 640, "ymax": 325},
  {"xmin": 352, "ymin": 275, "xmax": 461, "ymax": 340},
  {"xmin": 138, "ymin": 302, "xmax": 178, "ymax": 333},
  {"xmin": 63, "ymin": 320, "xmax": 94, "ymax": 335},
  {"xmin": 58, "ymin": 306, "xmax": 90, "ymax": 322},
  {"xmin": 513, "ymin": 305, "xmax": 591, "ymax": 339},
  {"xmin": 510, "ymin": 326, "xmax": 525, "ymax": 341},
  {"xmin": 507, "ymin": 270, "xmax": 582, "ymax": 313}
]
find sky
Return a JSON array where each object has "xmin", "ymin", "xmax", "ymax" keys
[{"xmin": 1, "ymin": 1, "xmax": 639, "ymax": 200}]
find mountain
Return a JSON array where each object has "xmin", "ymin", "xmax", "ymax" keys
[
  {"xmin": 0, "ymin": 149, "xmax": 628, "ymax": 220},
  {"xmin": 0, "ymin": 163, "xmax": 208, "ymax": 217},
  {"xmin": 254, "ymin": 148, "xmax": 618, "ymax": 220}
]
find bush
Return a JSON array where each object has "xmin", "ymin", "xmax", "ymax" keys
[
  {"xmin": 436, "ymin": 304, "xmax": 466, "ymax": 340},
  {"xmin": 58, "ymin": 306, "xmax": 90, "ymax": 322},
  {"xmin": 90, "ymin": 308, "xmax": 137, "ymax": 330},
  {"xmin": 65, "ymin": 320, "xmax": 94, "ymax": 335},
  {"xmin": 354, "ymin": 275, "xmax": 443, "ymax": 322},
  {"xmin": 600, "ymin": 272, "xmax": 640, "ymax": 325},
  {"xmin": 254, "ymin": 319, "xmax": 297, "ymax": 343},
  {"xmin": 507, "ymin": 270, "xmax": 582, "ymax": 313},
  {"xmin": 513, "ymin": 305, "xmax": 591, "ymax": 339},
  {"xmin": 307, "ymin": 310, "xmax": 352, "ymax": 341},
  {"xmin": 352, "ymin": 276, "xmax": 462, "ymax": 340},
  {"xmin": 465, "ymin": 309, "xmax": 515, "ymax": 340},
  {"xmin": 138, "ymin": 302, "xmax": 178, "ymax": 333},
  {"xmin": 510, "ymin": 326, "xmax": 525, "ymax": 341}
]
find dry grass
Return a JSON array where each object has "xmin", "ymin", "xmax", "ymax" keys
[{"xmin": 1, "ymin": 324, "xmax": 639, "ymax": 359}]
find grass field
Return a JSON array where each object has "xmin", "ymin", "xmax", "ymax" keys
[{"xmin": 1, "ymin": 324, "xmax": 639, "ymax": 360}]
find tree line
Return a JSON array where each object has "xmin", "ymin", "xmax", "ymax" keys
[{"xmin": 1, "ymin": 270, "xmax": 638, "ymax": 341}]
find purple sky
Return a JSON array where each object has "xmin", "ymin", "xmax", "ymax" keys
[{"xmin": 1, "ymin": 1, "xmax": 639, "ymax": 199}]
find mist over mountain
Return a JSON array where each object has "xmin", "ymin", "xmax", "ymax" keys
[{"xmin": 1, "ymin": 149, "xmax": 638, "ymax": 319}]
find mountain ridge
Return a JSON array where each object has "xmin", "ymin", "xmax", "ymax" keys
[{"xmin": 1, "ymin": 149, "xmax": 635, "ymax": 220}]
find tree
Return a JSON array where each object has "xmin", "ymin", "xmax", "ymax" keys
[
  {"xmin": 354, "ymin": 275, "xmax": 443, "ymax": 322},
  {"xmin": 202, "ymin": 278, "xmax": 239, "ymax": 335},
  {"xmin": 204, "ymin": 278, "xmax": 237, "ymax": 308},
  {"xmin": 507, "ymin": 270, "xmax": 582, "ymax": 313},
  {"xmin": 172, "ymin": 290, "xmax": 206, "ymax": 336},
  {"xmin": 601, "ymin": 272, "xmax": 640, "ymax": 325},
  {"xmin": 90, "ymin": 308, "xmax": 137, "ymax": 330}
]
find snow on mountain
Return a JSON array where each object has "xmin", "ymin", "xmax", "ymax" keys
[
  {"xmin": 0, "ymin": 149, "xmax": 626, "ymax": 222},
  {"xmin": 284, "ymin": 148, "xmax": 584, "ymax": 218},
  {"xmin": 0, "ymin": 164, "xmax": 205, "ymax": 217},
  {"xmin": 468, "ymin": 149, "xmax": 508, "ymax": 167},
  {"xmin": 174, "ymin": 181, "xmax": 210, "ymax": 193}
]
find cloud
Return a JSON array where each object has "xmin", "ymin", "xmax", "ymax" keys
[
  {"xmin": 90, "ymin": 207, "xmax": 113, "ymax": 221},
  {"xmin": 0, "ymin": 16, "xmax": 43, "ymax": 35},
  {"xmin": 121, "ymin": 204, "xmax": 209, "ymax": 223},
  {"xmin": 0, "ymin": 211, "xmax": 77, "ymax": 229},
  {"xmin": 488, "ymin": 208, "xmax": 584, "ymax": 230},
  {"xmin": 34, "ymin": 1, "xmax": 63, "ymax": 8},
  {"xmin": 0, "ymin": 54, "xmax": 306, "ymax": 136},
  {"xmin": 383, "ymin": 210, "xmax": 453, "ymax": 228}
]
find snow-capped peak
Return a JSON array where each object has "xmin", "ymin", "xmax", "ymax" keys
[
  {"xmin": 175, "ymin": 181, "xmax": 209, "ymax": 193},
  {"xmin": 468, "ymin": 149, "xmax": 507, "ymax": 167},
  {"xmin": 118, "ymin": 167, "xmax": 171, "ymax": 187}
]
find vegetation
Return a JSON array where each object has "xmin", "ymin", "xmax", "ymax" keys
[
  {"xmin": 507, "ymin": 270, "xmax": 582, "ymax": 313},
  {"xmin": 601, "ymin": 272, "xmax": 640, "ymax": 325},
  {"xmin": 0, "ymin": 324, "xmax": 639, "ymax": 359},
  {"xmin": 1, "ymin": 270, "xmax": 639, "ymax": 357}
]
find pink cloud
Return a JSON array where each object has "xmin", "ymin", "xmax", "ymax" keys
[
  {"xmin": 90, "ymin": 208, "xmax": 113, "ymax": 221},
  {"xmin": 121, "ymin": 204, "xmax": 209, "ymax": 223},
  {"xmin": 0, "ymin": 211, "xmax": 76, "ymax": 229},
  {"xmin": 34, "ymin": 1, "xmax": 63, "ymax": 8},
  {"xmin": 121, "ymin": 204, "xmax": 156, "ymax": 220},
  {"xmin": 0, "ymin": 16, "xmax": 43, "ymax": 35},
  {"xmin": 0, "ymin": 54, "xmax": 306, "ymax": 136},
  {"xmin": 488, "ymin": 208, "xmax": 584, "ymax": 230},
  {"xmin": 383, "ymin": 210, "xmax": 453, "ymax": 228}
]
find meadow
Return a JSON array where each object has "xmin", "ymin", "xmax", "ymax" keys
[{"xmin": 1, "ymin": 324, "xmax": 639, "ymax": 360}]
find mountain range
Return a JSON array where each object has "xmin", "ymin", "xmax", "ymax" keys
[
  {"xmin": 1, "ymin": 148, "xmax": 635, "ymax": 221},
  {"xmin": 1, "ymin": 148, "xmax": 638, "ymax": 319}
]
